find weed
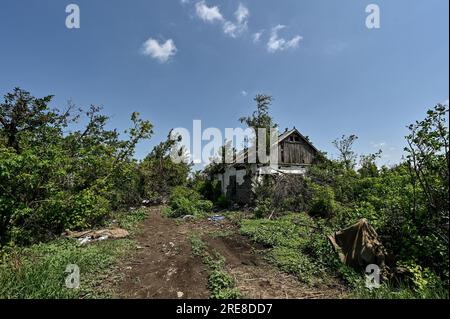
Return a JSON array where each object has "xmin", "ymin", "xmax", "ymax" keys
[{"xmin": 188, "ymin": 234, "xmax": 242, "ymax": 299}]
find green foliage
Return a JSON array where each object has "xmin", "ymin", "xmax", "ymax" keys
[
  {"xmin": 216, "ymin": 194, "xmax": 230, "ymax": 209},
  {"xmin": 240, "ymin": 213, "xmax": 310, "ymax": 248},
  {"xmin": 0, "ymin": 205, "xmax": 147, "ymax": 298},
  {"xmin": 267, "ymin": 246, "xmax": 320, "ymax": 284},
  {"xmin": 113, "ymin": 207, "xmax": 148, "ymax": 232},
  {"xmin": 332, "ymin": 134, "xmax": 358, "ymax": 170},
  {"xmin": 240, "ymin": 213, "xmax": 337, "ymax": 284},
  {"xmin": 165, "ymin": 186, "xmax": 213, "ymax": 218},
  {"xmin": 0, "ymin": 88, "xmax": 153, "ymax": 246},
  {"xmin": 351, "ymin": 280, "xmax": 449, "ymax": 299},
  {"xmin": 254, "ymin": 198, "xmax": 273, "ymax": 219},
  {"xmin": 252, "ymin": 174, "xmax": 313, "ymax": 218},
  {"xmin": 189, "ymin": 233, "xmax": 207, "ymax": 257},
  {"xmin": 208, "ymin": 269, "xmax": 242, "ymax": 299},
  {"xmin": 188, "ymin": 171, "xmax": 229, "ymax": 209},
  {"xmin": 239, "ymin": 94, "xmax": 278, "ymax": 163},
  {"xmin": 239, "ymin": 94, "xmax": 277, "ymax": 133},
  {"xmin": 309, "ymin": 185, "xmax": 336, "ymax": 217},
  {"xmin": 188, "ymin": 234, "xmax": 242, "ymax": 299},
  {"xmin": 301, "ymin": 105, "xmax": 450, "ymax": 286},
  {"xmin": 140, "ymin": 133, "xmax": 190, "ymax": 203},
  {"xmin": 397, "ymin": 261, "xmax": 446, "ymax": 295},
  {"xmin": 0, "ymin": 238, "xmax": 133, "ymax": 298}
]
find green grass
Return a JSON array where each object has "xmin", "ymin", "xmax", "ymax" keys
[
  {"xmin": 350, "ymin": 280, "xmax": 449, "ymax": 299},
  {"xmin": 240, "ymin": 213, "xmax": 315, "ymax": 249},
  {"xmin": 188, "ymin": 233, "xmax": 242, "ymax": 299},
  {"xmin": 0, "ymin": 207, "xmax": 148, "ymax": 299},
  {"xmin": 113, "ymin": 207, "xmax": 148, "ymax": 232},
  {"xmin": 210, "ymin": 230, "xmax": 234, "ymax": 238},
  {"xmin": 240, "ymin": 212, "xmax": 331, "ymax": 285},
  {"xmin": 239, "ymin": 212, "xmax": 449, "ymax": 299}
]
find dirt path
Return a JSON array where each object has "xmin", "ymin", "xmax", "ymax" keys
[
  {"xmin": 116, "ymin": 206, "xmax": 209, "ymax": 298},
  {"xmin": 115, "ymin": 207, "xmax": 346, "ymax": 299}
]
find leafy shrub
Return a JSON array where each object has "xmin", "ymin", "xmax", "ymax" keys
[
  {"xmin": 208, "ymin": 269, "xmax": 242, "ymax": 299},
  {"xmin": 66, "ymin": 190, "xmax": 110, "ymax": 230},
  {"xmin": 199, "ymin": 179, "xmax": 223, "ymax": 203},
  {"xmin": 165, "ymin": 186, "xmax": 213, "ymax": 218},
  {"xmin": 252, "ymin": 174, "xmax": 312, "ymax": 218},
  {"xmin": 309, "ymin": 185, "xmax": 336, "ymax": 217},
  {"xmin": 216, "ymin": 194, "xmax": 230, "ymax": 209},
  {"xmin": 0, "ymin": 88, "xmax": 153, "ymax": 246},
  {"xmin": 397, "ymin": 261, "xmax": 446, "ymax": 295},
  {"xmin": 140, "ymin": 135, "xmax": 190, "ymax": 204},
  {"xmin": 254, "ymin": 198, "xmax": 272, "ymax": 219}
]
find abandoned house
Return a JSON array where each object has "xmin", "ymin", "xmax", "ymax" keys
[{"xmin": 213, "ymin": 128, "xmax": 319, "ymax": 204}]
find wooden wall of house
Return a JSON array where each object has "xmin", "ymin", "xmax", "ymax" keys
[{"xmin": 278, "ymin": 134, "xmax": 316, "ymax": 165}]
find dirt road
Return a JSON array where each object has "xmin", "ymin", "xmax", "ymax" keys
[{"xmin": 115, "ymin": 207, "xmax": 346, "ymax": 299}]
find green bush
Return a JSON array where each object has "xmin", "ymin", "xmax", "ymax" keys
[
  {"xmin": 208, "ymin": 269, "xmax": 242, "ymax": 299},
  {"xmin": 254, "ymin": 198, "xmax": 272, "ymax": 219},
  {"xmin": 397, "ymin": 261, "xmax": 446, "ymax": 295},
  {"xmin": 216, "ymin": 194, "xmax": 230, "ymax": 209},
  {"xmin": 165, "ymin": 186, "xmax": 213, "ymax": 218},
  {"xmin": 309, "ymin": 185, "xmax": 336, "ymax": 217},
  {"xmin": 0, "ymin": 88, "xmax": 153, "ymax": 246}
]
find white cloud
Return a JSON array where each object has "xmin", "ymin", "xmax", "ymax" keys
[
  {"xmin": 194, "ymin": 1, "xmax": 248, "ymax": 38},
  {"xmin": 141, "ymin": 38, "xmax": 177, "ymax": 63},
  {"xmin": 180, "ymin": 0, "xmax": 190, "ymax": 4},
  {"xmin": 267, "ymin": 25, "xmax": 302, "ymax": 53},
  {"xmin": 195, "ymin": 1, "xmax": 224, "ymax": 23},
  {"xmin": 241, "ymin": 90, "xmax": 248, "ymax": 96},
  {"xmin": 235, "ymin": 3, "xmax": 249, "ymax": 24},
  {"xmin": 222, "ymin": 3, "xmax": 249, "ymax": 38},
  {"xmin": 252, "ymin": 30, "xmax": 263, "ymax": 43},
  {"xmin": 223, "ymin": 21, "xmax": 239, "ymax": 37}
]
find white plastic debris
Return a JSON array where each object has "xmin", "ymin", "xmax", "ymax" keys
[{"xmin": 78, "ymin": 237, "xmax": 92, "ymax": 246}]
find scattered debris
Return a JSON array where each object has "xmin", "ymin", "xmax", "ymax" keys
[
  {"xmin": 166, "ymin": 267, "xmax": 177, "ymax": 280},
  {"xmin": 78, "ymin": 237, "xmax": 91, "ymax": 246},
  {"xmin": 182, "ymin": 215, "xmax": 195, "ymax": 221},
  {"xmin": 208, "ymin": 215, "xmax": 225, "ymax": 222},
  {"xmin": 177, "ymin": 291, "xmax": 184, "ymax": 298},
  {"xmin": 64, "ymin": 227, "xmax": 129, "ymax": 246},
  {"xmin": 142, "ymin": 199, "xmax": 151, "ymax": 206},
  {"xmin": 161, "ymin": 242, "xmax": 178, "ymax": 256}
]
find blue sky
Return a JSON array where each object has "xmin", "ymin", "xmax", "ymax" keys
[{"xmin": 0, "ymin": 0, "xmax": 448, "ymax": 166}]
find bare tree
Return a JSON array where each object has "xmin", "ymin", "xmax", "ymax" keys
[{"xmin": 332, "ymin": 134, "xmax": 358, "ymax": 170}]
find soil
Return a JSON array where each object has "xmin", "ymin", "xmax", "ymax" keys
[{"xmin": 115, "ymin": 206, "xmax": 347, "ymax": 299}]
